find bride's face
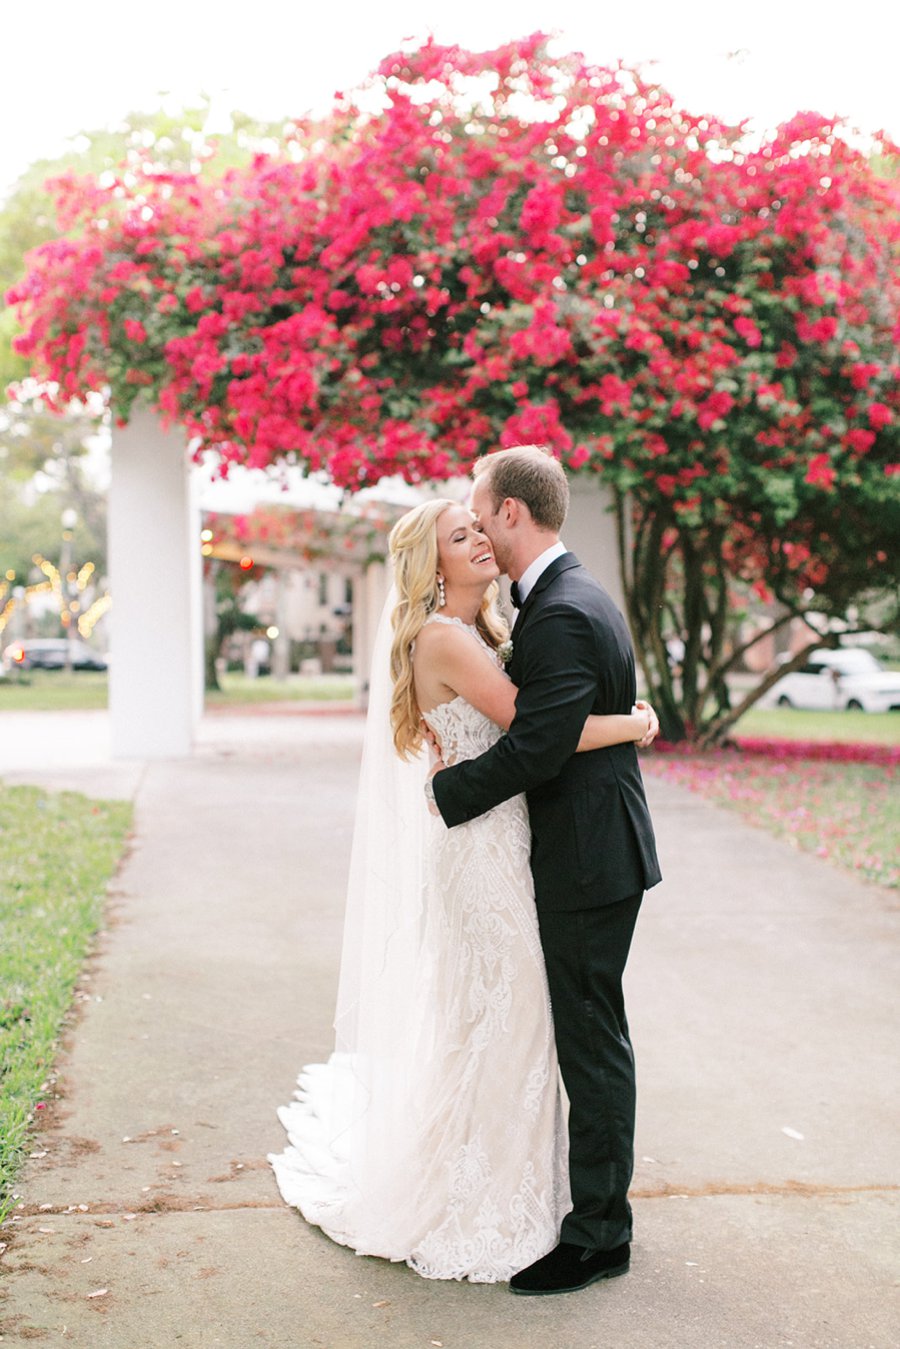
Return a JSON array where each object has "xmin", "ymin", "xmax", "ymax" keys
[{"xmin": 435, "ymin": 504, "xmax": 499, "ymax": 596}]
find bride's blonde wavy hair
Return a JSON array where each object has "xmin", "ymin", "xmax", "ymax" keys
[{"xmin": 388, "ymin": 499, "xmax": 508, "ymax": 759}]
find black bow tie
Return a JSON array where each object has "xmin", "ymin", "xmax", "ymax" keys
[{"xmin": 509, "ymin": 581, "xmax": 521, "ymax": 610}]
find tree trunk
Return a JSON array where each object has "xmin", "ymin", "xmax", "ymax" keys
[
  {"xmin": 204, "ymin": 635, "xmax": 221, "ymax": 692},
  {"xmin": 617, "ymin": 495, "xmax": 685, "ymax": 741}
]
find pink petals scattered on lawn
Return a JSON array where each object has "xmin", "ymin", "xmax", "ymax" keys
[{"xmin": 645, "ymin": 743, "xmax": 897, "ymax": 888}]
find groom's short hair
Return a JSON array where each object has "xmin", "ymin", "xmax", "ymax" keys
[{"xmin": 473, "ymin": 445, "xmax": 569, "ymax": 532}]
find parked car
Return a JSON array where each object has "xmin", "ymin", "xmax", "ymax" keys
[
  {"xmin": 1, "ymin": 637, "xmax": 108, "ymax": 673},
  {"xmin": 764, "ymin": 647, "xmax": 900, "ymax": 713}
]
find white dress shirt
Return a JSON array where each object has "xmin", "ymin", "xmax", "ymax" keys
[{"xmin": 515, "ymin": 540, "xmax": 567, "ymax": 606}]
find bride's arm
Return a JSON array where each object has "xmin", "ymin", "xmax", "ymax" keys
[
  {"xmin": 418, "ymin": 626, "xmax": 655, "ymax": 748},
  {"xmin": 577, "ymin": 702, "xmax": 657, "ymax": 751}
]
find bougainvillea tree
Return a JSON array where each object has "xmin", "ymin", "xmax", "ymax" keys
[{"xmin": 8, "ymin": 35, "xmax": 900, "ymax": 740}]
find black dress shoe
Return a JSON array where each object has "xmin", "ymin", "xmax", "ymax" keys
[{"xmin": 509, "ymin": 1240, "xmax": 630, "ymax": 1296}]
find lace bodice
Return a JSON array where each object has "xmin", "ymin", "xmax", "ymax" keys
[{"xmin": 421, "ymin": 615, "xmax": 507, "ymax": 765}]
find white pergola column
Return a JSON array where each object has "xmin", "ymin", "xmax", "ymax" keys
[
  {"xmin": 108, "ymin": 407, "xmax": 202, "ymax": 758},
  {"xmin": 353, "ymin": 560, "xmax": 389, "ymax": 703},
  {"xmin": 564, "ymin": 477, "xmax": 627, "ymax": 617},
  {"xmin": 272, "ymin": 571, "xmax": 291, "ymax": 680}
]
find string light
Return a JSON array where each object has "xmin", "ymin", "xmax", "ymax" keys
[
  {"xmin": 78, "ymin": 593, "xmax": 112, "ymax": 638},
  {"xmin": 11, "ymin": 554, "xmax": 111, "ymax": 643},
  {"xmin": 0, "ymin": 580, "xmax": 55, "ymax": 637}
]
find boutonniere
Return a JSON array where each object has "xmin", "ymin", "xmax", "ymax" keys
[{"xmin": 498, "ymin": 639, "xmax": 514, "ymax": 666}]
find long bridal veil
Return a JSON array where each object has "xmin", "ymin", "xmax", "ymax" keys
[{"xmin": 270, "ymin": 581, "xmax": 435, "ymax": 1257}]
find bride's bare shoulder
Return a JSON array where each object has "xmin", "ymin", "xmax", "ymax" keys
[
  {"xmin": 415, "ymin": 618, "xmax": 473, "ymax": 649},
  {"xmin": 414, "ymin": 619, "xmax": 458, "ymax": 665}
]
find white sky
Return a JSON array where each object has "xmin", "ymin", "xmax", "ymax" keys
[{"xmin": 2, "ymin": 0, "xmax": 899, "ymax": 197}]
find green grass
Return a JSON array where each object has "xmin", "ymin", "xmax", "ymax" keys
[
  {"xmin": 734, "ymin": 706, "xmax": 899, "ymax": 745},
  {"xmin": 0, "ymin": 784, "xmax": 133, "ymax": 1223},
  {"xmin": 0, "ymin": 670, "xmax": 110, "ymax": 711},
  {"xmin": 205, "ymin": 672, "xmax": 356, "ymax": 705},
  {"xmin": 0, "ymin": 670, "xmax": 356, "ymax": 711},
  {"xmin": 6, "ymin": 674, "xmax": 896, "ymax": 739}
]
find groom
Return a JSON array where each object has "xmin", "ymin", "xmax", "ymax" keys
[{"xmin": 428, "ymin": 445, "xmax": 661, "ymax": 1296}]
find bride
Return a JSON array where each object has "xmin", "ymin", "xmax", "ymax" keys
[{"xmin": 269, "ymin": 497, "xmax": 656, "ymax": 1283}]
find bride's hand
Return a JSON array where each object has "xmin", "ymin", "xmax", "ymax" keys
[
  {"xmin": 633, "ymin": 700, "xmax": 659, "ymax": 749},
  {"xmin": 421, "ymin": 716, "xmax": 444, "ymax": 763},
  {"xmin": 425, "ymin": 762, "xmax": 444, "ymax": 816}
]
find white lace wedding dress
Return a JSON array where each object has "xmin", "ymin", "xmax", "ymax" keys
[{"xmin": 269, "ymin": 615, "xmax": 569, "ymax": 1281}]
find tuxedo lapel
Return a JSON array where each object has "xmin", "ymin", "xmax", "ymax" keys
[{"xmin": 513, "ymin": 553, "xmax": 580, "ymax": 632}]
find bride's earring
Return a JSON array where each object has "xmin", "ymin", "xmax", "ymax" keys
[{"xmin": 437, "ymin": 575, "xmax": 446, "ymax": 608}]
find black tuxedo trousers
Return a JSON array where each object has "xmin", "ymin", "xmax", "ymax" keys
[
  {"xmin": 433, "ymin": 553, "xmax": 661, "ymax": 1251},
  {"xmin": 538, "ymin": 891, "xmax": 642, "ymax": 1249}
]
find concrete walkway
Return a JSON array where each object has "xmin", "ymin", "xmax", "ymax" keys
[{"xmin": 0, "ymin": 710, "xmax": 897, "ymax": 1349}]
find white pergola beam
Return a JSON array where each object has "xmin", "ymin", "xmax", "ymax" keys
[{"xmin": 104, "ymin": 410, "xmax": 622, "ymax": 753}]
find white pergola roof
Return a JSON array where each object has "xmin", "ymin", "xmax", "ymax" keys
[{"xmin": 197, "ymin": 462, "xmax": 466, "ymax": 515}]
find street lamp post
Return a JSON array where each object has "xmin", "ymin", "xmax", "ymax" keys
[
  {"xmin": 12, "ymin": 586, "xmax": 26, "ymax": 640},
  {"xmin": 60, "ymin": 508, "xmax": 78, "ymax": 672}
]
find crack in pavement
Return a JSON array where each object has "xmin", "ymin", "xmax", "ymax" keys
[
  {"xmin": 7, "ymin": 1178, "xmax": 898, "ymax": 1222},
  {"xmin": 631, "ymin": 1179, "xmax": 899, "ymax": 1199}
]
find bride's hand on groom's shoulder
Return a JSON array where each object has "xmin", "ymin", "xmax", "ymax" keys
[{"xmin": 633, "ymin": 700, "xmax": 659, "ymax": 749}]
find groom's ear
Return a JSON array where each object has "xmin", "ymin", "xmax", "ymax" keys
[{"xmin": 503, "ymin": 497, "xmax": 521, "ymax": 526}]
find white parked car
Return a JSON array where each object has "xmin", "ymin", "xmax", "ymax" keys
[{"xmin": 765, "ymin": 648, "xmax": 900, "ymax": 713}]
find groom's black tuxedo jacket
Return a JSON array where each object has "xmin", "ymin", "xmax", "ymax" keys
[{"xmin": 433, "ymin": 552, "xmax": 661, "ymax": 911}]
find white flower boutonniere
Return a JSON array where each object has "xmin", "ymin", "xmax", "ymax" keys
[{"xmin": 498, "ymin": 639, "xmax": 514, "ymax": 667}]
